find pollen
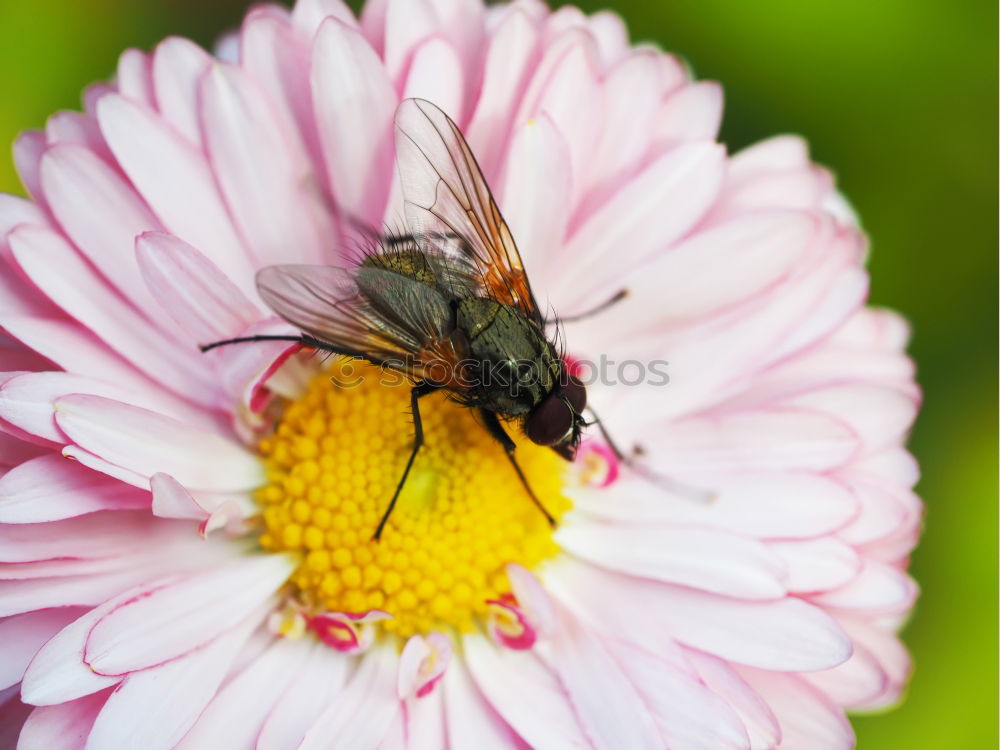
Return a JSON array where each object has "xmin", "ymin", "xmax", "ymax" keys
[{"xmin": 256, "ymin": 361, "xmax": 570, "ymax": 639}]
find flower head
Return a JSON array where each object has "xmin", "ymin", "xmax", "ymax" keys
[{"xmin": 0, "ymin": 0, "xmax": 920, "ymax": 747}]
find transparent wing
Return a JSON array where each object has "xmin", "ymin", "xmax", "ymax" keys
[
  {"xmin": 394, "ymin": 98, "xmax": 543, "ymax": 323},
  {"xmin": 256, "ymin": 265, "xmax": 468, "ymax": 385}
]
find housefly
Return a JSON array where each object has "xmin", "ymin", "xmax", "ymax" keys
[{"xmin": 203, "ymin": 98, "xmax": 629, "ymax": 539}]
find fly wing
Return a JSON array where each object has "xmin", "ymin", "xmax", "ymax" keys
[
  {"xmin": 256, "ymin": 264, "xmax": 468, "ymax": 385},
  {"xmin": 394, "ymin": 98, "xmax": 543, "ymax": 324}
]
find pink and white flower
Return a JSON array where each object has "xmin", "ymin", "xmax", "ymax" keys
[{"xmin": 0, "ymin": 0, "xmax": 920, "ymax": 748}]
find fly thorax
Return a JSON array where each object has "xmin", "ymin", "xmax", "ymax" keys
[{"xmin": 455, "ymin": 298, "xmax": 556, "ymax": 415}]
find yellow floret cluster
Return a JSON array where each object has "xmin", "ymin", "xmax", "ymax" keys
[{"xmin": 256, "ymin": 361, "xmax": 569, "ymax": 638}]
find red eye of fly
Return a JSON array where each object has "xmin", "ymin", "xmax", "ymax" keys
[
  {"xmin": 525, "ymin": 394, "xmax": 574, "ymax": 446},
  {"xmin": 562, "ymin": 374, "xmax": 587, "ymax": 413}
]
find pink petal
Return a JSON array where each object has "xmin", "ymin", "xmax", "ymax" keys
[
  {"xmin": 462, "ymin": 634, "xmax": 590, "ymax": 748},
  {"xmin": 809, "ymin": 561, "xmax": 916, "ymax": 614},
  {"xmin": 83, "ymin": 555, "xmax": 293, "ymax": 675},
  {"xmin": 464, "ymin": 7, "xmax": 542, "ymax": 182},
  {"xmin": 0, "ymin": 194, "xmax": 47, "ymax": 237},
  {"xmin": 13, "ymin": 132, "xmax": 46, "ymax": 204},
  {"xmin": 0, "ymin": 689, "xmax": 33, "ymax": 749},
  {"xmin": 685, "ymin": 650, "xmax": 781, "ymax": 750},
  {"xmin": 0, "ymin": 454, "xmax": 148, "ymax": 523},
  {"xmin": 0, "ymin": 608, "xmax": 84, "ymax": 690},
  {"xmin": 0, "ymin": 317, "xmax": 182, "ymax": 407},
  {"xmin": 498, "ymin": 114, "xmax": 572, "ymax": 286},
  {"xmin": 151, "ymin": 37, "xmax": 214, "ymax": 145},
  {"xmin": 769, "ymin": 538, "xmax": 862, "ymax": 594},
  {"xmin": 96, "ymin": 94, "xmax": 256, "ymax": 296},
  {"xmin": 296, "ymin": 643, "xmax": 400, "ymax": 750},
  {"xmin": 553, "ymin": 142, "xmax": 726, "ymax": 306},
  {"xmin": 290, "ymin": 0, "xmax": 357, "ymax": 37},
  {"xmin": 240, "ymin": 9, "xmax": 328, "ymax": 196},
  {"xmin": 787, "ymin": 383, "xmax": 918, "ymax": 453},
  {"xmin": 199, "ymin": 63, "xmax": 333, "ymax": 268},
  {"xmin": 382, "ymin": 0, "xmax": 438, "ymax": 84},
  {"xmin": 135, "ymin": 231, "xmax": 262, "ymax": 345},
  {"xmin": 256, "ymin": 643, "xmax": 350, "ymax": 750},
  {"xmin": 311, "ymin": 18, "xmax": 397, "ymax": 227},
  {"xmin": 399, "ymin": 37, "xmax": 465, "ymax": 122},
  {"xmin": 8, "ymin": 226, "xmax": 220, "ymax": 407},
  {"xmin": 115, "ymin": 49, "xmax": 155, "ymax": 108},
  {"xmin": 442, "ymin": 657, "xmax": 527, "ymax": 750},
  {"xmin": 17, "ymin": 691, "xmax": 109, "ymax": 750},
  {"xmin": 655, "ymin": 81, "xmax": 724, "ymax": 147},
  {"xmin": 39, "ymin": 143, "xmax": 168, "ymax": 325},
  {"xmin": 547, "ymin": 558, "xmax": 852, "ymax": 672},
  {"xmin": 738, "ymin": 670, "xmax": 854, "ymax": 750},
  {"xmin": 0, "ymin": 370, "xmax": 215, "ymax": 444},
  {"xmin": 517, "ymin": 31, "xmax": 602, "ymax": 210},
  {"xmin": 648, "ymin": 407, "xmax": 860, "ymax": 477},
  {"xmin": 54, "ymin": 395, "xmax": 263, "ymax": 492},
  {"xmin": 619, "ymin": 210, "xmax": 817, "ymax": 326},
  {"xmin": 81, "ymin": 606, "xmax": 262, "ymax": 750},
  {"xmin": 171, "ymin": 638, "xmax": 310, "ymax": 750},
  {"xmin": 540, "ymin": 612, "xmax": 664, "ymax": 749},
  {"xmin": 574, "ymin": 474, "xmax": 859, "ymax": 540},
  {"xmin": 44, "ymin": 112, "xmax": 112, "ymax": 162},
  {"xmin": 22, "ymin": 605, "xmax": 124, "ymax": 705},
  {"xmin": 802, "ymin": 639, "xmax": 889, "ymax": 708},
  {"xmin": 399, "ymin": 684, "xmax": 445, "ymax": 748},
  {"xmin": 578, "ymin": 51, "xmax": 667, "ymax": 211},
  {"xmin": 0, "ymin": 511, "xmax": 161, "ymax": 564},
  {"xmin": 555, "ymin": 522, "xmax": 787, "ymax": 599},
  {"xmin": 608, "ymin": 640, "xmax": 751, "ymax": 750}
]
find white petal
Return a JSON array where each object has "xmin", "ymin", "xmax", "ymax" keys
[
  {"xmin": 0, "ymin": 608, "xmax": 84, "ymax": 690},
  {"xmin": 8, "ymin": 226, "xmax": 219, "ymax": 407},
  {"xmin": 151, "ymin": 37, "xmax": 213, "ymax": 145},
  {"xmin": 256, "ymin": 643, "xmax": 350, "ymax": 750},
  {"xmin": 17, "ymin": 692, "xmax": 107, "ymax": 750},
  {"xmin": 769, "ymin": 538, "xmax": 862, "ymax": 594},
  {"xmin": 176, "ymin": 635, "xmax": 309, "ymax": 750},
  {"xmin": 539, "ymin": 613, "xmax": 663, "ymax": 750},
  {"xmin": 83, "ymin": 555, "xmax": 293, "ymax": 675},
  {"xmin": 297, "ymin": 643, "xmax": 400, "ymax": 750},
  {"xmin": 442, "ymin": 657, "xmax": 523, "ymax": 750},
  {"xmin": 556, "ymin": 521, "xmax": 787, "ymax": 599},
  {"xmin": 738, "ymin": 670, "xmax": 854, "ymax": 750},
  {"xmin": 39, "ymin": 144, "xmax": 167, "ymax": 324},
  {"xmin": 0, "ymin": 454, "xmax": 147, "ymax": 524},
  {"xmin": 311, "ymin": 18, "xmax": 397, "ymax": 227},
  {"xmin": 499, "ymin": 114, "xmax": 572, "ymax": 288},
  {"xmin": 463, "ymin": 635, "xmax": 590, "ymax": 748},
  {"xmin": 54, "ymin": 395, "xmax": 263, "ymax": 492},
  {"xmin": 199, "ymin": 63, "xmax": 332, "ymax": 268},
  {"xmin": 135, "ymin": 231, "xmax": 262, "ymax": 345},
  {"xmin": 97, "ymin": 94, "xmax": 256, "ymax": 296},
  {"xmin": 85, "ymin": 610, "xmax": 263, "ymax": 750},
  {"xmin": 547, "ymin": 557, "xmax": 852, "ymax": 672},
  {"xmin": 609, "ymin": 640, "xmax": 751, "ymax": 750}
]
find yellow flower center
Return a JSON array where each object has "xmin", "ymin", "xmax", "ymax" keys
[{"xmin": 256, "ymin": 361, "xmax": 570, "ymax": 639}]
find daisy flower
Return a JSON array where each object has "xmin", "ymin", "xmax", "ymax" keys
[{"xmin": 0, "ymin": 0, "xmax": 921, "ymax": 748}]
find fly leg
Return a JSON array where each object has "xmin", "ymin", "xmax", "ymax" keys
[
  {"xmin": 554, "ymin": 288, "xmax": 628, "ymax": 324},
  {"xmin": 374, "ymin": 381, "xmax": 439, "ymax": 541},
  {"xmin": 478, "ymin": 409, "xmax": 556, "ymax": 527},
  {"xmin": 585, "ymin": 405, "xmax": 715, "ymax": 503}
]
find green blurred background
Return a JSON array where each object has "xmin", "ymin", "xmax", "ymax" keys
[{"xmin": 0, "ymin": 0, "xmax": 995, "ymax": 746}]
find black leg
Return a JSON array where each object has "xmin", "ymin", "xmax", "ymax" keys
[
  {"xmin": 373, "ymin": 381, "xmax": 438, "ymax": 540},
  {"xmin": 199, "ymin": 334, "xmax": 310, "ymax": 353},
  {"xmin": 478, "ymin": 409, "xmax": 556, "ymax": 527},
  {"xmin": 555, "ymin": 288, "xmax": 628, "ymax": 324}
]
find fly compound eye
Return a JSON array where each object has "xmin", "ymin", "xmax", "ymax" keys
[
  {"xmin": 525, "ymin": 394, "xmax": 574, "ymax": 446},
  {"xmin": 562, "ymin": 374, "xmax": 587, "ymax": 414}
]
